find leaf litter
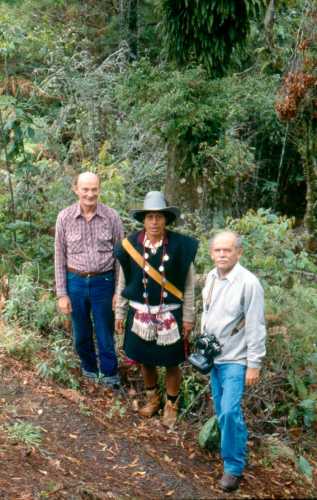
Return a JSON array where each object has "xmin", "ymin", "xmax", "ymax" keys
[{"xmin": 0, "ymin": 352, "xmax": 316, "ymax": 499}]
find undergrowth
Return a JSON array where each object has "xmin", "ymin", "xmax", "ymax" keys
[
  {"xmin": 4, "ymin": 421, "xmax": 43, "ymax": 448},
  {"xmin": 1, "ymin": 209, "xmax": 316, "ymax": 470}
]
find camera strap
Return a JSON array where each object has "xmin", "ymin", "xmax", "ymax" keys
[
  {"xmin": 231, "ymin": 316, "xmax": 245, "ymax": 336},
  {"xmin": 203, "ymin": 274, "xmax": 245, "ymax": 336},
  {"xmin": 202, "ymin": 275, "xmax": 216, "ymax": 333},
  {"xmin": 204, "ymin": 276, "xmax": 216, "ymax": 312}
]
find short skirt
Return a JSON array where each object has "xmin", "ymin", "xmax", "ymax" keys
[{"xmin": 123, "ymin": 306, "xmax": 185, "ymax": 367}]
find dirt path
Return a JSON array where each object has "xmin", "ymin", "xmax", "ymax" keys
[{"xmin": 0, "ymin": 351, "xmax": 315, "ymax": 500}]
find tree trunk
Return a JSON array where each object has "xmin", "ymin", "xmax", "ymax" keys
[
  {"xmin": 128, "ymin": 0, "xmax": 138, "ymax": 58},
  {"xmin": 303, "ymin": 119, "xmax": 317, "ymax": 249},
  {"xmin": 264, "ymin": 0, "xmax": 275, "ymax": 49},
  {"xmin": 165, "ymin": 142, "xmax": 201, "ymax": 210}
]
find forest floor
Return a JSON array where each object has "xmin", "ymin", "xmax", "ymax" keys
[{"xmin": 0, "ymin": 347, "xmax": 316, "ymax": 500}]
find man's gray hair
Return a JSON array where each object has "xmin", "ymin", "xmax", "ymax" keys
[{"xmin": 209, "ymin": 230, "xmax": 243, "ymax": 249}]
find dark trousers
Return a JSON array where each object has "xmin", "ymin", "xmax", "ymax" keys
[{"xmin": 67, "ymin": 271, "xmax": 117, "ymax": 376}]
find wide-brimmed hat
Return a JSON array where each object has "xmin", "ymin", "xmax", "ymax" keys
[{"xmin": 130, "ymin": 191, "xmax": 180, "ymax": 224}]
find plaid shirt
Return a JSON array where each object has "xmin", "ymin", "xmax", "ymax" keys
[{"xmin": 54, "ymin": 202, "xmax": 124, "ymax": 297}]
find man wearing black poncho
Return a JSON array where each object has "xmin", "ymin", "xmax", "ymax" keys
[{"xmin": 115, "ymin": 191, "xmax": 198, "ymax": 428}]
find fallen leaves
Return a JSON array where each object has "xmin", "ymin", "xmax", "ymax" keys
[
  {"xmin": 59, "ymin": 388, "xmax": 84, "ymax": 404},
  {"xmin": 128, "ymin": 457, "xmax": 140, "ymax": 467},
  {"xmin": 65, "ymin": 455, "xmax": 81, "ymax": 465},
  {"xmin": 165, "ymin": 489, "xmax": 175, "ymax": 496},
  {"xmin": 131, "ymin": 470, "xmax": 146, "ymax": 477},
  {"xmin": 0, "ymin": 353, "xmax": 316, "ymax": 499}
]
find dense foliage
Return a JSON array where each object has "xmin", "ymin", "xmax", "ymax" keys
[
  {"xmin": 0, "ymin": 0, "xmax": 316, "ymax": 472},
  {"xmin": 114, "ymin": 60, "xmax": 286, "ymax": 216},
  {"xmin": 159, "ymin": 0, "xmax": 264, "ymax": 74}
]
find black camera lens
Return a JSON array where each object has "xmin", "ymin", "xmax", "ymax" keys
[{"xmin": 197, "ymin": 337, "xmax": 209, "ymax": 349}]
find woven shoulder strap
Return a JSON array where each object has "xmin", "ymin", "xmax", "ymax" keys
[{"xmin": 122, "ymin": 238, "xmax": 183, "ymax": 301}]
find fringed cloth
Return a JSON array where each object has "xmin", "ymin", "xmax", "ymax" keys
[{"xmin": 129, "ymin": 301, "xmax": 181, "ymax": 346}]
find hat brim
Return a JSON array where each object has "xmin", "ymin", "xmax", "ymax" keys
[{"xmin": 130, "ymin": 207, "xmax": 180, "ymax": 224}]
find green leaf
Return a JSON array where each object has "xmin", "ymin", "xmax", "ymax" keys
[
  {"xmin": 3, "ymin": 118, "xmax": 18, "ymax": 132},
  {"xmin": 288, "ymin": 373, "xmax": 308, "ymax": 400},
  {"xmin": 26, "ymin": 127, "xmax": 35, "ymax": 139},
  {"xmin": 297, "ymin": 456, "xmax": 313, "ymax": 482},
  {"xmin": 198, "ymin": 415, "xmax": 220, "ymax": 451},
  {"xmin": 309, "ymin": 353, "xmax": 317, "ymax": 365},
  {"xmin": 299, "ymin": 398, "xmax": 317, "ymax": 409},
  {"xmin": 6, "ymin": 220, "xmax": 33, "ymax": 230},
  {"xmin": 0, "ymin": 95, "xmax": 16, "ymax": 108}
]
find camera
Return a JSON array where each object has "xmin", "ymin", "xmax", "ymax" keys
[{"xmin": 188, "ymin": 334, "xmax": 222, "ymax": 374}]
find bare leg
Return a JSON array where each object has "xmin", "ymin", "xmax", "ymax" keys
[
  {"xmin": 139, "ymin": 364, "xmax": 160, "ymax": 417},
  {"xmin": 141, "ymin": 364, "xmax": 158, "ymax": 388},
  {"xmin": 165, "ymin": 365, "xmax": 181, "ymax": 396},
  {"xmin": 162, "ymin": 365, "xmax": 181, "ymax": 428}
]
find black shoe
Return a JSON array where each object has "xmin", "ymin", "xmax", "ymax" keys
[{"xmin": 219, "ymin": 473, "xmax": 242, "ymax": 492}]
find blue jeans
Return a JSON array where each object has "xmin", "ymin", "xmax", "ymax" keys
[
  {"xmin": 67, "ymin": 271, "xmax": 118, "ymax": 376},
  {"xmin": 210, "ymin": 363, "xmax": 247, "ymax": 476}
]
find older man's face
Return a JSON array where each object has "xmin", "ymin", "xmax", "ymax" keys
[
  {"xmin": 74, "ymin": 173, "xmax": 100, "ymax": 211},
  {"xmin": 210, "ymin": 234, "xmax": 242, "ymax": 277}
]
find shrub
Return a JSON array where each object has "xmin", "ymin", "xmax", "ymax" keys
[
  {"xmin": 226, "ymin": 209, "xmax": 316, "ymax": 284},
  {"xmin": 185, "ymin": 209, "xmax": 317, "ymax": 431},
  {"xmin": 36, "ymin": 333, "xmax": 79, "ymax": 389},
  {"xmin": 4, "ymin": 267, "xmax": 61, "ymax": 334},
  {"xmin": 4, "ymin": 421, "xmax": 42, "ymax": 448},
  {"xmin": 0, "ymin": 324, "xmax": 43, "ymax": 363}
]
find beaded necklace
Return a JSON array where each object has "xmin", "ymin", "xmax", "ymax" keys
[
  {"xmin": 142, "ymin": 232, "xmax": 170, "ymax": 334},
  {"xmin": 130, "ymin": 231, "xmax": 179, "ymax": 345}
]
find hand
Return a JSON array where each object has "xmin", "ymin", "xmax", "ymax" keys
[
  {"xmin": 58, "ymin": 296, "xmax": 72, "ymax": 315},
  {"xmin": 182, "ymin": 321, "xmax": 193, "ymax": 340},
  {"xmin": 115, "ymin": 319, "xmax": 124, "ymax": 335},
  {"xmin": 245, "ymin": 367, "xmax": 260, "ymax": 386},
  {"xmin": 112, "ymin": 294, "xmax": 117, "ymax": 311}
]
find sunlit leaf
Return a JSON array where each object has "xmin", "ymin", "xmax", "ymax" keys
[{"xmin": 297, "ymin": 456, "xmax": 313, "ymax": 482}]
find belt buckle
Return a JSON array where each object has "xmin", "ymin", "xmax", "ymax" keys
[{"xmin": 86, "ymin": 272, "xmax": 92, "ymax": 278}]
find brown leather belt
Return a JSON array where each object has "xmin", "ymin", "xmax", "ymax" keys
[{"xmin": 67, "ymin": 267, "xmax": 112, "ymax": 277}]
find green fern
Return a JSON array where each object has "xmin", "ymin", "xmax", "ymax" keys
[
  {"xmin": 5, "ymin": 422, "xmax": 42, "ymax": 448},
  {"xmin": 159, "ymin": 0, "xmax": 264, "ymax": 74}
]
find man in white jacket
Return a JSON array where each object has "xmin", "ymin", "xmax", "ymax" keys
[{"xmin": 202, "ymin": 231, "xmax": 266, "ymax": 492}]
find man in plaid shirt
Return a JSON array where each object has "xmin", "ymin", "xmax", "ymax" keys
[{"xmin": 55, "ymin": 172, "xmax": 124, "ymax": 387}]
